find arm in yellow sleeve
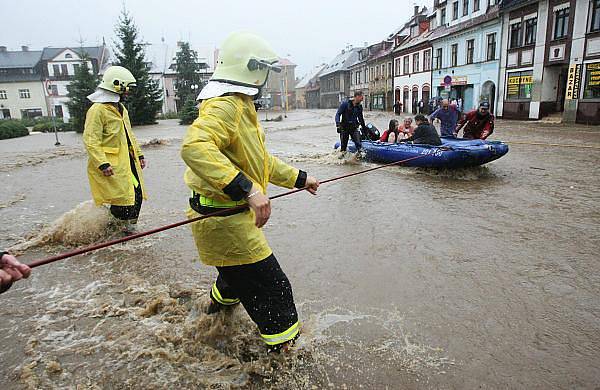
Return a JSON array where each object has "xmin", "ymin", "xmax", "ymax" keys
[
  {"xmin": 268, "ymin": 154, "xmax": 305, "ymax": 189},
  {"xmin": 83, "ymin": 104, "xmax": 109, "ymax": 169},
  {"xmin": 181, "ymin": 99, "xmax": 246, "ymax": 196}
]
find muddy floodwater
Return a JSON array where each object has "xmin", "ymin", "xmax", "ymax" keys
[{"xmin": 1, "ymin": 109, "xmax": 599, "ymax": 389}]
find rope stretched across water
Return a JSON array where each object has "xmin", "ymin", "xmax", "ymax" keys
[{"xmin": 27, "ymin": 154, "xmax": 427, "ymax": 268}]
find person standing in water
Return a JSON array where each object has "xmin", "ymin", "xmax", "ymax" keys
[
  {"xmin": 335, "ymin": 90, "xmax": 367, "ymax": 155},
  {"xmin": 83, "ymin": 66, "xmax": 147, "ymax": 233},
  {"xmin": 429, "ymin": 99, "xmax": 459, "ymax": 137},
  {"xmin": 181, "ymin": 32, "xmax": 320, "ymax": 352}
]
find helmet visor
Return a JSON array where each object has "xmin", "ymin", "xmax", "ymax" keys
[{"xmin": 247, "ymin": 58, "xmax": 282, "ymax": 73}]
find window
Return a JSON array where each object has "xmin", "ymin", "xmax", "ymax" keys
[
  {"xmin": 474, "ymin": 0, "xmax": 480, "ymax": 12},
  {"xmin": 20, "ymin": 108, "xmax": 42, "ymax": 119},
  {"xmin": 510, "ymin": 22, "xmax": 522, "ymax": 48},
  {"xmin": 65, "ymin": 53, "xmax": 72, "ymax": 59},
  {"xmin": 381, "ymin": 64, "xmax": 385, "ymax": 78},
  {"xmin": 506, "ymin": 71, "xmax": 533, "ymax": 100},
  {"xmin": 413, "ymin": 53, "xmax": 420, "ymax": 73},
  {"xmin": 388, "ymin": 62, "xmax": 392, "ymax": 78},
  {"xmin": 19, "ymin": 89, "xmax": 30, "ymax": 99},
  {"xmin": 395, "ymin": 58, "xmax": 402, "ymax": 75},
  {"xmin": 463, "ymin": 0, "xmax": 469, "ymax": 16},
  {"xmin": 50, "ymin": 85, "xmax": 58, "ymax": 96},
  {"xmin": 52, "ymin": 64, "xmax": 60, "ymax": 76},
  {"xmin": 487, "ymin": 33, "xmax": 497, "ymax": 61},
  {"xmin": 435, "ymin": 48, "xmax": 443, "ymax": 69},
  {"xmin": 423, "ymin": 50, "xmax": 432, "ymax": 71},
  {"xmin": 466, "ymin": 39, "xmax": 475, "ymax": 64},
  {"xmin": 592, "ymin": 0, "xmax": 600, "ymax": 32},
  {"xmin": 524, "ymin": 18, "xmax": 537, "ymax": 45},
  {"xmin": 403, "ymin": 56, "xmax": 410, "ymax": 74},
  {"xmin": 0, "ymin": 90, "xmax": 6, "ymax": 99},
  {"xmin": 453, "ymin": 2, "xmax": 459, "ymax": 20},
  {"xmin": 583, "ymin": 62, "xmax": 600, "ymax": 99},
  {"xmin": 73, "ymin": 63, "xmax": 80, "ymax": 73},
  {"xmin": 451, "ymin": 44, "xmax": 458, "ymax": 67},
  {"xmin": 554, "ymin": 8, "xmax": 570, "ymax": 40},
  {"xmin": 60, "ymin": 64, "xmax": 68, "ymax": 76},
  {"xmin": 441, "ymin": 8, "xmax": 447, "ymax": 25}
]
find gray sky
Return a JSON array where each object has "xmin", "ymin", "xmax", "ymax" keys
[{"xmin": 2, "ymin": 0, "xmax": 428, "ymax": 76}]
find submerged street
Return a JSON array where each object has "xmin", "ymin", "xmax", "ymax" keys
[{"xmin": 1, "ymin": 109, "xmax": 599, "ymax": 389}]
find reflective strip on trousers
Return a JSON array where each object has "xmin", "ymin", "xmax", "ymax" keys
[
  {"xmin": 261, "ymin": 321, "xmax": 300, "ymax": 346},
  {"xmin": 211, "ymin": 283, "xmax": 240, "ymax": 305}
]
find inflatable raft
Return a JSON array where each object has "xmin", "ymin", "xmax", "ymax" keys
[{"xmin": 334, "ymin": 137, "xmax": 509, "ymax": 168}]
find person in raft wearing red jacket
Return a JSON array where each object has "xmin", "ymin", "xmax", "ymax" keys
[{"xmin": 456, "ymin": 101, "xmax": 495, "ymax": 140}]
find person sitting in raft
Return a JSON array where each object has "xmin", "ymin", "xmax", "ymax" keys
[
  {"xmin": 379, "ymin": 119, "xmax": 400, "ymax": 143},
  {"xmin": 399, "ymin": 114, "xmax": 442, "ymax": 146},
  {"xmin": 400, "ymin": 117, "xmax": 415, "ymax": 139}
]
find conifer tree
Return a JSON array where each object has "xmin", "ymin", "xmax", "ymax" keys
[
  {"xmin": 66, "ymin": 53, "xmax": 98, "ymax": 133},
  {"xmin": 113, "ymin": 9, "xmax": 162, "ymax": 125},
  {"xmin": 175, "ymin": 42, "xmax": 201, "ymax": 108}
]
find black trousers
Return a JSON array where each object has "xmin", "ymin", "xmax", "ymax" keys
[
  {"xmin": 110, "ymin": 155, "xmax": 142, "ymax": 222},
  {"xmin": 340, "ymin": 126, "xmax": 362, "ymax": 152},
  {"xmin": 110, "ymin": 184, "xmax": 142, "ymax": 221},
  {"xmin": 211, "ymin": 254, "xmax": 299, "ymax": 344}
]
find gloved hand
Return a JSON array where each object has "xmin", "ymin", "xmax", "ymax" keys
[{"xmin": 336, "ymin": 124, "xmax": 342, "ymax": 134}]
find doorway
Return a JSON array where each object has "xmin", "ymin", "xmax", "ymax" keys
[
  {"xmin": 481, "ymin": 81, "xmax": 496, "ymax": 113},
  {"xmin": 556, "ymin": 66, "xmax": 568, "ymax": 112}
]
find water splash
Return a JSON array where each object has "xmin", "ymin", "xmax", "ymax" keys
[{"xmin": 9, "ymin": 201, "xmax": 114, "ymax": 253}]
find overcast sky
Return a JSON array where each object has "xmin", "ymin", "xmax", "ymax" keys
[{"xmin": 2, "ymin": 0, "xmax": 429, "ymax": 76}]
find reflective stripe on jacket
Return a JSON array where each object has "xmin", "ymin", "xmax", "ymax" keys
[{"xmin": 181, "ymin": 94, "xmax": 300, "ymax": 266}]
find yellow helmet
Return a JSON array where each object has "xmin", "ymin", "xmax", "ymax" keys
[
  {"xmin": 212, "ymin": 31, "xmax": 281, "ymax": 88},
  {"xmin": 98, "ymin": 65, "xmax": 137, "ymax": 94}
]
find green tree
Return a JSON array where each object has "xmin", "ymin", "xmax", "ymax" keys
[
  {"xmin": 113, "ymin": 9, "xmax": 162, "ymax": 125},
  {"xmin": 179, "ymin": 98, "xmax": 199, "ymax": 125},
  {"xmin": 174, "ymin": 42, "xmax": 201, "ymax": 108},
  {"xmin": 66, "ymin": 53, "xmax": 98, "ymax": 133}
]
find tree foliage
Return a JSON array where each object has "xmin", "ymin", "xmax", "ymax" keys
[
  {"xmin": 113, "ymin": 9, "xmax": 162, "ymax": 125},
  {"xmin": 66, "ymin": 53, "xmax": 98, "ymax": 133}
]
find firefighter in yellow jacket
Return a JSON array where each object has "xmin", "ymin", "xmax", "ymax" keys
[
  {"xmin": 181, "ymin": 32, "xmax": 320, "ymax": 352},
  {"xmin": 83, "ymin": 66, "xmax": 147, "ymax": 232}
]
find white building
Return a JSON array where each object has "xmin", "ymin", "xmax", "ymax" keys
[
  {"xmin": 42, "ymin": 46, "xmax": 108, "ymax": 121},
  {"xmin": 430, "ymin": 0, "xmax": 502, "ymax": 114}
]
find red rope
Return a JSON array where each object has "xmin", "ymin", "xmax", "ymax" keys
[{"xmin": 26, "ymin": 154, "xmax": 426, "ymax": 268}]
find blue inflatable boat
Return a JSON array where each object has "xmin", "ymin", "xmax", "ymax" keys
[{"xmin": 334, "ymin": 137, "xmax": 509, "ymax": 168}]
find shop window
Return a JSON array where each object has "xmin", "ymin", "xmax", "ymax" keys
[
  {"xmin": 583, "ymin": 63, "xmax": 600, "ymax": 99},
  {"xmin": 506, "ymin": 71, "xmax": 533, "ymax": 100}
]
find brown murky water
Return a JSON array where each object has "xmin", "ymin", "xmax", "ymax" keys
[{"xmin": 1, "ymin": 110, "xmax": 599, "ymax": 389}]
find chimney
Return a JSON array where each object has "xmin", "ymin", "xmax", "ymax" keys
[
  {"xmin": 414, "ymin": 5, "xmax": 419, "ymax": 15},
  {"xmin": 21, "ymin": 45, "xmax": 29, "ymax": 52},
  {"xmin": 0, "ymin": 46, "xmax": 7, "ymax": 53}
]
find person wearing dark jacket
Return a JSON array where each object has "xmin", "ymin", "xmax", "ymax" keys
[
  {"xmin": 399, "ymin": 114, "xmax": 442, "ymax": 146},
  {"xmin": 335, "ymin": 91, "xmax": 367, "ymax": 153},
  {"xmin": 0, "ymin": 251, "xmax": 31, "ymax": 294},
  {"xmin": 456, "ymin": 101, "xmax": 495, "ymax": 140}
]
